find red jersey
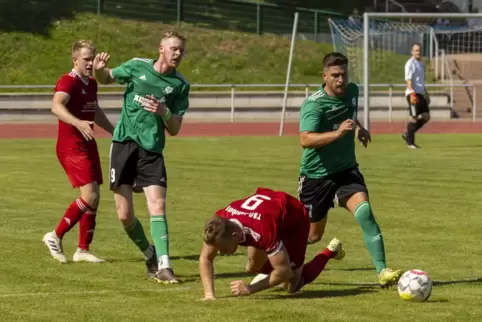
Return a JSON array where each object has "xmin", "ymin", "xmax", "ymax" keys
[
  {"xmin": 214, "ymin": 187, "xmax": 308, "ymax": 256},
  {"xmin": 54, "ymin": 69, "xmax": 98, "ymax": 151}
]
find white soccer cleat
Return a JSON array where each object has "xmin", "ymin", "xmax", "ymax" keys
[
  {"xmin": 72, "ymin": 249, "xmax": 105, "ymax": 263},
  {"xmin": 42, "ymin": 231, "xmax": 67, "ymax": 264},
  {"xmin": 326, "ymin": 238, "xmax": 345, "ymax": 260}
]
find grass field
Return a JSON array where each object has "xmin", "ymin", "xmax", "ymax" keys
[{"xmin": 0, "ymin": 134, "xmax": 481, "ymax": 321}]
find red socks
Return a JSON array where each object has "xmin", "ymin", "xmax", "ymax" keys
[
  {"xmin": 54, "ymin": 198, "xmax": 97, "ymax": 250},
  {"xmin": 300, "ymin": 248, "xmax": 336, "ymax": 285},
  {"xmin": 78, "ymin": 208, "xmax": 97, "ymax": 250}
]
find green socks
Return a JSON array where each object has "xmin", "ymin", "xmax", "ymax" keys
[
  {"xmin": 124, "ymin": 217, "xmax": 152, "ymax": 259},
  {"xmin": 150, "ymin": 215, "xmax": 171, "ymax": 269},
  {"xmin": 354, "ymin": 201, "xmax": 386, "ymax": 274}
]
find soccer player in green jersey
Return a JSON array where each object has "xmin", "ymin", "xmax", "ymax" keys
[
  {"xmin": 92, "ymin": 31, "xmax": 190, "ymax": 284},
  {"xmin": 297, "ymin": 52, "xmax": 402, "ymax": 288}
]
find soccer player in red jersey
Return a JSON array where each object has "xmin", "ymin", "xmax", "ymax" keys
[
  {"xmin": 199, "ymin": 187, "xmax": 345, "ymax": 300},
  {"xmin": 42, "ymin": 40, "xmax": 114, "ymax": 264}
]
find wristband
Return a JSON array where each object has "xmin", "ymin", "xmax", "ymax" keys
[{"xmin": 162, "ymin": 108, "xmax": 172, "ymax": 121}]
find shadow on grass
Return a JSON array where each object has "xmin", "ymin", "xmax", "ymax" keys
[
  {"xmin": 327, "ymin": 267, "xmax": 373, "ymax": 272},
  {"xmin": 260, "ymin": 286, "xmax": 376, "ymax": 300},
  {"xmin": 313, "ymin": 277, "xmax": 482, "ymax": 287},
  {"xmin": 433, "ymin": 277, "xmax": 482, "ymax": 286}
]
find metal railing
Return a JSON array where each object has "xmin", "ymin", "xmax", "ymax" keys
[
  {"xmin": 1, "ymin": 83, "xmax": 473, "ymax": 123},
  {"xmin": 363, "ymin": 83, "xmax": 476, "ymax": 122}
]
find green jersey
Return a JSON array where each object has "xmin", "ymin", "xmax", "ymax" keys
[
  {"xmin": 299, "ymin": 82, "xmax": 359, "ymax": 178},
  {"xmin": 111, "ymin": 57, "xmax": 190, "ymax": 154}
]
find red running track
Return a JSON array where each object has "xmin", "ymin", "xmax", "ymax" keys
[{"xmin": 0, "ymin": 121, "xmax": 482, "ymax": 139}]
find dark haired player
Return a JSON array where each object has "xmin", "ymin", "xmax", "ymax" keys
[{"xmin": 297, "ymin": 52, "xmax": 402, "ymax": 288}]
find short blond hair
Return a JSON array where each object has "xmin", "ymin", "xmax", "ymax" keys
[
  {"xmin": 72, "ymin": 40, "xmax": 96, "ymax": 57},
  {"xmin": 203, "ymin": 216, "xmax": 232, "ymax": 245},
  {"xmin": 161, "ymin": 31, "xmax": 186, "ymax": 44}
]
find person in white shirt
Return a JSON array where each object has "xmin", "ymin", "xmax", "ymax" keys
[{"xmin": 402, "ymin": 43, "xmax": 430, "ymax": 149}]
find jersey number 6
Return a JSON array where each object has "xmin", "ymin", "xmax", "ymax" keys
[{"xmin": 240, "ymin": 194, "xmax": 271, "ymax": 211}]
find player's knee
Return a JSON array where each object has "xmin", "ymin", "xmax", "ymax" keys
[
  {"xmin": 308, "ymin": 233, "xmax": 322, "ymax": 244},
  {"xmin": 80, "ymin": 189, "xmax": 99, "ymax": 209},
  {"xmin": 422, "ymin": 113, "xmax": 430, "ymax": 122},
  {"xmin": 115, "ymin": 201, "xmax": 134, "ymax": 226},
  {"xmin": 146, "ymin": 196, "xmax": 166, "ymax": 215}
]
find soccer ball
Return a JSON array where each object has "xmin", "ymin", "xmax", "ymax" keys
[{"xmin": 397, "ymin": 269, "xmax": 433, "ymax": 302}]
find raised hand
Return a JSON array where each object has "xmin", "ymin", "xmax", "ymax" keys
[{"xmin": 93, "ymin": 52, "xmax": 110, "ymax": 70}]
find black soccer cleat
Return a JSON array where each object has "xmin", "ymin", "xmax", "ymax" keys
[{"xmin": 145, "ymin": 245, "xmax": 158, "ymax": 279}]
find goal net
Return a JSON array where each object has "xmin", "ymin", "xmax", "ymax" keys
[{"xmin": 328, "ymin": 13, "xmax": 482, "ymax": 128}]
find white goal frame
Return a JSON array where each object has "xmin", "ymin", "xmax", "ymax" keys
[{"xmin": 363, "ymin": 12, "xmax": 482, "ymax": 131}]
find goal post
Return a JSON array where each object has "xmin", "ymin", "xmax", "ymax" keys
[
  {"xmin": 361, "ymin": 12, "xmax": 482, "ymax": 130},
  {"xmin": 279, "ymin": 12, "xmax": 299, "ymax": 137}
]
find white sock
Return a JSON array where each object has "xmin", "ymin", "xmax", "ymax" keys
[
  {"xmin": 143, "ymin": 245, "xmax": 154, "ymax": 260},
  {"xmin": 158, "ymin": 255, "xmax": 171, "ymax": 270}
]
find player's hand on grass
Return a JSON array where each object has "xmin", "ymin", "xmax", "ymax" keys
[
  {"xmin": 230, "ymin": 280, "xmax": 250, "ymax": 296},
  {"xmin": 336, "ymin": 119, "xmax": 355, "ymax": 138},
  {"xmin": 93, "ymin": 52, "xmax": 110, "ymax": 70},
  {"xmin": 357, "ymin": 127, "xmax": 371, "ymax": 148},
  {"xmin": 74, "ymin": 120, "xmax": 95, "ymax": 141},
  {"xmin": 141, "ymin": 95, "xmax": 167, "ymax": 116},
  {"xmin": 199, "ymin": 295, "xmax": 216, "ymax": 301}
]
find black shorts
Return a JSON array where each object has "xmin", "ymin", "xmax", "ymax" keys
[
  {"xmin": 109, "ymin": 140, "xmax": 167, "ymax": 192},
  {"xmin": 298, "ymin": 167, "xmax": 368, "ymax": 223},
  {"xmin": 406, "ymin": 93, "xmax": 430, "ymax": 117}
]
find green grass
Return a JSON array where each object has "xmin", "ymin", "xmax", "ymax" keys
[
  {"xmin": 0, "ymin": 12, "xmax": 423, "ymax": 93},
  {"xmin": 0, "ymin": 134, "xmax": 481, "ymax": 321}
]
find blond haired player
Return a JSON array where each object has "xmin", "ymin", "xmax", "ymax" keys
[
  {"xmin": 43, "ymin": 40, "xmax": 114, "ymax": 263},
  {"xmin": 93, "ymin": 31, "xmax": 190, "ymax": 283},
  {"xmin": 199, "ymin": 187, "xmax": 345, "ymax": 300}
]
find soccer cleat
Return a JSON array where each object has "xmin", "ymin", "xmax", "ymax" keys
[
  {"xmin": 326, "ymin": 237, "xmax": 345, "ymax": 260},
  {"xmin": 402, "ymin": 134, "xmax": 421, "ymax": 149},
  {"xmin": 72, "ymin": 249, "xmax": 105, "ymax": 263},
  {"xmin": 42, "ymin": 231, "xmax": 67, "ymax": 264},
  {"xmin": 378, "ymin": 268, "xmax": 403, "ymax": 289},
  {"xmin": 152, "ymin": 268, "xmax": 182, "ymax": 284},
  {"xmin": 145, "ymin": 245, "xmax": 159, "ymax": 279}
]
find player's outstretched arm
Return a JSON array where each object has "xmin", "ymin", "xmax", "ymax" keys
[
  {"xmin": 94, "ymin": 107, "xmax": 115, "ymax": 135},
  {"xmin": 93, "ymin": 52, "xmax": 116, "ymax": 85},
  {"xmin": 243, "ymin": 245, "xmax": 294, "ymax": 295},
  {"xmin": 300, "ymin": 119, "xmax": 355, "ymax": 149},
  {"xmin": 199, "ymin": 242, "xmax": 218, "ymax": 300},
  {"xmin": 51, "ymin": 93, "xmax": 95, "ymax": 141}
]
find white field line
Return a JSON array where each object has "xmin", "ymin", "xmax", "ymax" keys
[
  {"xmin": 1, "ymin": 277, "xmax": 480, "ymax": 298},
  {"xmin": 0, "ymin": 286, "xmax": 192, "ymax": 298}
]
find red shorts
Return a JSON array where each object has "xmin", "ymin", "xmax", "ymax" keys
[
  {"xmin": 260, "ymin": 199, "xmax": 310, "ymax": 273},
  {"xmin": 57, "ymin": 147, "xmax": 103, "ymax": 188}
]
